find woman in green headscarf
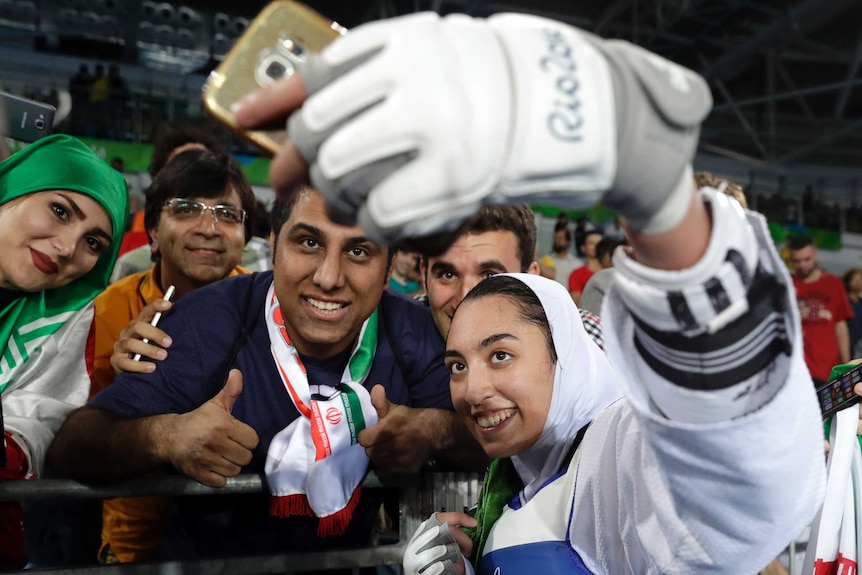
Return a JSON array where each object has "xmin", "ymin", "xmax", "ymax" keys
[
  {"xmin": 0, "ymin": 135, "xmax": 128, "ymax": 468},
  {"xmin": 0, "ymin": 134, "xmax": 126, "ymax": 568}
]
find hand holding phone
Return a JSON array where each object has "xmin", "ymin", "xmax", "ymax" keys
[
  {"xmin": 818, "ymin": 363, "xmax": 862, "ymax": 420},
  {"xmin": 202, "ymin": 1, "xmax": 344, "ymax": 154}
]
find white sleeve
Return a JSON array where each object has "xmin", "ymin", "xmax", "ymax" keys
[
  {"xmin": 574, "ymin": 193, "xmax": 826, "ymax": 573},
  {"xmin": 3, "ymin": 304, "xmax": 94, "ymax": 477},
  {"xmin": 606, "ymin": 188, "xmax": 798, "ymax": 422}
]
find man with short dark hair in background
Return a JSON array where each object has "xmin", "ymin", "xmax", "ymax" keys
[
  {"xmin": 540, "ymin": 222, "xmax": 581, "ymax": 288},
  {"xmin": 789, "ymin": 234, "xmax": 853, "ymax": 385},
  {"xmin": 568, "ymin": 229, "xmax": 603, "ymax": 306},
  {"xmin": 420, "ymin": 204, "xmax": 604, "ymax": 350}
]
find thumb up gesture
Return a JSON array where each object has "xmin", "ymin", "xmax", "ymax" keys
[{"xmin": 167, "ymin": 369, "xmax": 260, "ymax": 487}]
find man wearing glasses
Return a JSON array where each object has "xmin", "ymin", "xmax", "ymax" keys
[{"xmin": 83, "ymin": 147, "xmax": 256, "ymax": 563}]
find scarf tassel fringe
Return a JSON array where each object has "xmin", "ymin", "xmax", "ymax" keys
[
  {"xmin": 317, "ymin": 487, "xmax": 362, "ymax": 538},
  {"xmin": 269, "ymin": 488, "xmax": 362, "ymax": 538},
  {"xmin": 270, "ymin": 494, "xmax": 314, "ymax": 518}
]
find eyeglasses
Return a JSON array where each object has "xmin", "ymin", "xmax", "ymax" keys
[{"xmin": 163, "ymin": 198, "xmax": 246, "ymax": 225}]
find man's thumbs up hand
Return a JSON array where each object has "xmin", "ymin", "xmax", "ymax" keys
[
  {"xmin": 168, "ymin": 369, "xmax": 260, "ymax": 487},
  {"xmin": 358, "ymin": 384, "xmax": 432, "ymax": 474}
]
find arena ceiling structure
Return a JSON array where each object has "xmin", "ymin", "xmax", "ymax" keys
[
  {"xmin": 1, "ymin": 0, "xmax": 862, "ymax": 173},
  {"xmin": 308, "ymin": 0, "xmax": 862, "ymax": 171}
]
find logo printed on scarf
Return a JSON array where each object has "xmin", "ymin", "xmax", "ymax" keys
[{"xmin": 326, "ymin": 407, "xmax": 342, "ymax": 425}]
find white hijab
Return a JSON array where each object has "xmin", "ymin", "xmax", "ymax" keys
[{"xmin": 503, "ymin": 273, "xmax": 622, "ymax": 501}]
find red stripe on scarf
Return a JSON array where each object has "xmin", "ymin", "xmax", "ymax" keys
[{"xmin": 276, "ymin": 361, "xmax": 312, "ymax": 418}]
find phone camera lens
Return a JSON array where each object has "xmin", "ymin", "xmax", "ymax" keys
[
  {"xmin": 265, "ymin": 60, "xmax": 287, "ymax": 80},
  {"xmin": 34, "ymin": 118, "xmax": 45, "ymax": 130}
]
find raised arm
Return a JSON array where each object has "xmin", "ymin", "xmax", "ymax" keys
[{"xmin": 231, "ymin": 12, "xmax": 823, "ymax": 573}]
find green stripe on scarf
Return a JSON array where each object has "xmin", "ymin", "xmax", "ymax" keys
[
  {"xmin": 348, "ymin": 308, "xmax": 378, "ymax": 382},
  {"xmin": 340, "ymin": 385, "xmax": 366, "ymax": 444},
  {"xmin": 0, "ymin": 135, "xmax": 128, "ymax": 390}
]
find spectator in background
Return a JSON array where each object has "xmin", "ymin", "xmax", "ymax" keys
[
  {"xmin": 843, "ymin": 267, "xmax": 862, "ymax": 357},
  {"xmin": 389, "ymin": 246, "xmax": 423, "ymax": 296},
  {"xmin": 536, "ymin": 247, "xmax": 555, "ymax": 280},
  {"xmin": 68, "ymin": 64, "xmax": 92, "ymax": 135},
  {"xmin": 603, "ymin": 216, "xmax": 626, "ymax": 241},
  {"xmin": 789, "ymin": 235, "xmax": 852, "ymax": 386},
  {"xmin": 539, "ymin": 222, "xmax": 581, "ymax": 290},
  {"xmin": 148, "ymin": 124, "xmax": 225, "ymax": 178},
  {"xmin": 694, "ymin": 171, "xmax": 746, "ymax": 208},
  {"xmin": 578, "ymin": 237, "xmax": 625, "ymax": 317},
  {"xmin": 419, "ymin": 204, "xmax": 604, "ymax": 350},
  {"xmin": 87, "ymin": 64, "xmax": 110, "ymax": 139},
  {"xmin": 555, "ymin": 212, "xmax": 570, "ymax": 229},
  {"xmin": 107, "ymin": 65, "xmax": 130, "ymax": 141},
  {"xmin": 568, "ymin": 230, "xmax": 602, "ymax": 305},
  {"xmin": 112, "ymin": 126, "xmax": 228, "ymax": 279},
  {"xmin": 89, "ymin": 148, "xmax": 255, "ymax": 564},
  {"xmin": 573, "ymin": 215, "xmax": 598, "ymax": 258}
]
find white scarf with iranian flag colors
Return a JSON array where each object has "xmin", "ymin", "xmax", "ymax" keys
[
  {"xmin": 803, "ymin": 403, "xmax": 862, "ymax": 575},
  {"xmin": 263, "ymin": 283, "xmax": 379, "ymax": 537}
]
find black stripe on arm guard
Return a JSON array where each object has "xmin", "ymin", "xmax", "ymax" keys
[
  {"xmin": 611, "ymin": 188, "xmax": 794, "ymax": 396},
  {"xmin": 633, "ymin": 263, "xmax": 791, "ymax": 390}
]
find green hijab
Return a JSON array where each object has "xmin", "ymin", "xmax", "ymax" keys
[{"xmin": 0, "ymin": 134, "xmax": 128, "ymax": 390}]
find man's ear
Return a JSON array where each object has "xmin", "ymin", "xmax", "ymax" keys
[
  {"xmin": 147, "ymin": 226, "xmax": 160, "ymax": 258},
  {"xmin": 526, "ymin": 261, "xmax": 541, "ymax": 275}
]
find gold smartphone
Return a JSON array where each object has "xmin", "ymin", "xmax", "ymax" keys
[{"xmin": 202, "ymin": 1, "xmax": 345, "ymax": 155}]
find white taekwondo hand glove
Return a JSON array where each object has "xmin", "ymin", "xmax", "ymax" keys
[
  {"xmin": 289, "ymin": 12, "xmax": 712, "ymax": 244},
  {"xmin": 402, "ymin": 514, "xmax": 463, "ymax": 575}
]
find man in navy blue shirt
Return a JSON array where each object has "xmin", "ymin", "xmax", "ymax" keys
[{"xmin": 47, "ymin": 186, "xmax": 479, "ymax": 560}]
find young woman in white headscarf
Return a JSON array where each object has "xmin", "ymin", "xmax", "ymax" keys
[{"xmin": 403, "ymin": 188, "xmax": 826, "ymax": 575}]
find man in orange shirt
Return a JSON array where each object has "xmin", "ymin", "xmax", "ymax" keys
[{"xmin": 89, "ymin": 148, "xmax": 255, "ymax": 562}]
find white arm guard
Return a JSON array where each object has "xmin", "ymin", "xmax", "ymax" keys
[
  {"xmin": 610, "ymin": 189, "xmax": 796, "ymax": 422},
  {"xmin": 289, "ymin": 12, "xmax": 712, "ymax": 244}
]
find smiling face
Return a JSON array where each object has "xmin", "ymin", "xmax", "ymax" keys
[
  {"xmin": 148, "ymin": 188, "xmax": 247, "ymax": 295},
  {"xmin": 0, "ymin": 190, "xmax": 112, "ymax": 292},
  {"xmin": 272, "ymin": 190, "xmax": 389, "ymax": 358},
  {"xmin": 445, "ymin": 294, "xmax": 555, "ymax": 459},
  {"xmin": 422, "ymin": 231, "xmax": 539, "ymax": 338}
]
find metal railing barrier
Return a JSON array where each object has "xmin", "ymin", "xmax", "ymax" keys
[{"xmin": 0, "ymin": 470, "xmax": 483, "ymax": 575}]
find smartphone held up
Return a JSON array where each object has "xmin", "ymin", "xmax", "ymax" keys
[
  {"xmin": 202, "ymin": 1, "xmax": 345, "ymax": 155},
  {"xmin": 0, "ymin": 91, "xmax": 55, "ymax": 144}
]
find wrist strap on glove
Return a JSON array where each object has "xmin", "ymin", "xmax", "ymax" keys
[{"xmin": 403, "ymin": 514, "xmax": 462, "ymax": 575}]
